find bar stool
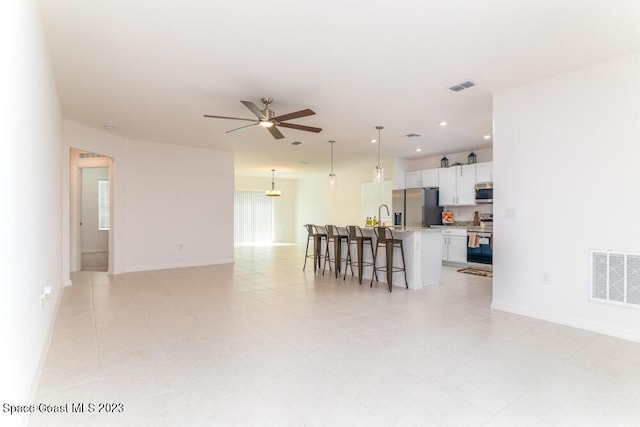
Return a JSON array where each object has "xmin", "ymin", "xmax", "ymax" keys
[
  {"xmin": 343, "ymin": 225, "xmax": 377, "ymax": 285},
  {"xmin": 323, "ymin": 225, "xmax": 349, "ymax": 278},
  {"xmin": 303, "ymin": 224, "xmax": 328, "ymax": 272},
  {"xmin": 371, "ymin": 226, "xmax": 408, "ymax": 292}
]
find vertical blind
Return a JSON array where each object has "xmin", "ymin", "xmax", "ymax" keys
[{"xmin": 234, "ymin": 191, "xmax": 274, "ymax": 244}]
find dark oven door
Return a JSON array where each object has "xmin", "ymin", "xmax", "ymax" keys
[{"xmin": 467, "ymin": 233, "xmax": 493, "ymax": 265}]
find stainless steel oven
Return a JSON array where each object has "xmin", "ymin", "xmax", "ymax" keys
[{"xmin": 475, "ymin": 182, "xmax": 493, "ymax": 204}]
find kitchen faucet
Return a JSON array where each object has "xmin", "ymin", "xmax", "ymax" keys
[{"xmin": 378, "ymin": 204, "xmax": 390, "ymax": 225}]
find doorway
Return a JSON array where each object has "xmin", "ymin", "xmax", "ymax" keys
[
  {"xmin": 70, "ymin": 149, "xmax": 113, "ymax": 273},
  {"xmin": 80, "ymin": 167, "xmax": 109, "ymax": 271}
]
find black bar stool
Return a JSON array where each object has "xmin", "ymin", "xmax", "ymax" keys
[
  {"xmin": 323, "ymin": 225, "xmax": 349, "ymax": 278},
  {"xmin": 303, "ymin": 224, "xmax": 328, "ymax": 272},
  {"xmin": 343, "ymin": 225, "xmax": 377, "ymax": 285},
  {"xmin": 371, "ymin": 226, "xmax": 408, "ymax": 292}
]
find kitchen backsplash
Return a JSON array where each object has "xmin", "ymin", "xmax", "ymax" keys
[{"xmin": 445, "ymin": 204, "xmax": 493, "ymax": 222}]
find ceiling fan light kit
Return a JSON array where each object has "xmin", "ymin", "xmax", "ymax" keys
[{"xmin": 204, "ymin": 97, "xmax": 322, "ymax": 140}]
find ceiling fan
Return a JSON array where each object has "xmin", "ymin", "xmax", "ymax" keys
[{"xmin": 203, "ymin": 97, "xmax": 322, "ymax": 140}]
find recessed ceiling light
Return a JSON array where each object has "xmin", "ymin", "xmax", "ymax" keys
[
  {"xmin": 370, "ymin": 139, "xmax": 377, "ymax": 144},
  {"xmin": 416, "ymin": 148, "xmax": 422, "ymax": 152},
  {"xmin": 484, "ymin": 135, "xmax": 492, "ymax": 140},
  {"xmin": 439, "ymin": 121, "xmax": 447, "ymax": 127}
]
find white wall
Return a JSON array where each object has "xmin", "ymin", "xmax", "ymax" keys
[
  {"xmin": 404, "ymin": 147, "xmax": 493, "ymax": 171},
  {"xmin": 0, "ymin": 0, "xmax": 63, "ymax": 424},
  {"xmin": 295, "ymin": 165, "xmax": 391, "ymax": 242},
  {"xmin": 124, "ymin": 139, "xmax": 234, "ymax": 271},
  {"xmin": 81, "ymin": 167, "xmax": 109, "ymax": 253},
  {"xmin": 235, "ymin": 175, "xmax": 296, "ymax": 243},
  {"xmin": 63, "ymin": 120, "xmax": 235, "ymax": 275},
  {"xmin": 493, "ymin": 53, "xmax": 640, "ymax": 342}
]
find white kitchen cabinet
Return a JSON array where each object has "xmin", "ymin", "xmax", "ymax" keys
[
  {"xmin": 475, "ymin": 161, "xmax": 493, "ymax": 183},
  {"xmin": 441, "ymin": 228, "xmax": 468, "ymax": 265},
  {"xmin": 438, "ymin": 165, "xmax": 476, "ymax": 206},
  {"xmin": 421, "ymin": 169, "xmax": 439, "ymax": 187},
  {"xmin": 405, "ymin": 171, "xmax": 422, "ymax": 188}
]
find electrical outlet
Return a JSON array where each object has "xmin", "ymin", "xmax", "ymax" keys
[
  {"xmin": 541, "ymin": 272, "xmax": 550, "ymax": 285},
  {"xmin": 41, "ymin": 283, "xmax": 52, "ymax": 304}
]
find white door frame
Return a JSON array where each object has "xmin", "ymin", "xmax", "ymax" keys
[{"xmin": 69, "ymin": 149, "xmax": 113, "ymax": 273}]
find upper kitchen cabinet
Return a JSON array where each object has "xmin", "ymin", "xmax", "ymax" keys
[
  {"xmin": 421, "ymin": 169, "xmax": 439, "ymax": 187},
  {"xmin": 438, "ymin": 164, "xmax": 476, "ymax": 206},
  {"xmin": 405, "ymin": 169, "xmax": 439, "ymax": 188},
  {"xmin": 475, "ymin": 161, "xmax": 493, "ymax": 183},
  {"xmin": 405, "ymin": 171, "xmax": 422, "ymax": 188}
]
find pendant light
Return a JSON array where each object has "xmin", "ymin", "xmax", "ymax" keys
[
  {"xmin": 373, "ymin": 125, "xmax": 384, "ymax": 183},
  {"xmin": 265, "ymin": 169, "xmax": 281, "ymax": 197},
  {"xmin": 328, "ymin": 140, "xmax": 337, "ymax": 188}
]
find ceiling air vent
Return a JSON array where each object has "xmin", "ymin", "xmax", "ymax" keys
[
  {"xmin": 449, "ymin": 80, "xmax": 476, "ymax": 92},
  {"xmin": 291, "ymin": 141, "xmax": 303, "ymax": 146},
  {"xmin": 403, "ymin": 133, "xmax": 422, "ymax": 138}
]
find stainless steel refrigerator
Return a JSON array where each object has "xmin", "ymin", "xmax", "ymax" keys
[{"xmin": 392, "ymin": 188, "xmax": 443, "ymax": 227}]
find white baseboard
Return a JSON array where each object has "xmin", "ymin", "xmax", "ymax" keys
[
  {"xmin": 491, "ymin": 300, "xmax": 640, "ymax": 343},
  {"xmin": 81, "ymin": 249, "xmax": 108, "ymax": 254},
  {"xmin": 123, "ymin": 258, "xmax": 235, "ymax": 273},
  {"xmin": 27, "ymin": 285, "xmax": 64, "ymax": 426}
]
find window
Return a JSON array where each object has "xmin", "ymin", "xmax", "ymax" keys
[
  {"xmin": 98, "ymin": 179, "xmax": 110, "ymax": 230},
  {"xmin": 234, "ymin": 191, "xmax": 273, "ymax": 244}
]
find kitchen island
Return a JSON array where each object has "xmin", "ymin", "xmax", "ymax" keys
[{"xmin": 358, "ymin": 226, "xmax": 443, "ymax": 290}]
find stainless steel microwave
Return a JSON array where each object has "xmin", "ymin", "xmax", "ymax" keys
[{"xmin": 475, "ymin": 182, "xmax": 493, "ymax": 204}]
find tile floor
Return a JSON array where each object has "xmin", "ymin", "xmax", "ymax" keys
[
  {"xmin": 30, "ymin": 245, "xmax": 640, "ymax": 426},
  {"xmin": 81, "ymin": 251, "xmax": 108, "ymax": 272}
]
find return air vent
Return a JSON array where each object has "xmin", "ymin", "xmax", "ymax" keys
[
  {"xmin": 79, "ymin": 152, "xmax": 107, "ymax": 159},
  {"xmin": 590, "ymin": 249, "xmax": 640, "ymax": 308},
  {"xmin": 449, "ymin": 80, "xmax": 476, "ymax": 92}
]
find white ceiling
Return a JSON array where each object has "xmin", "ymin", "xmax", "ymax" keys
[{"xmin": 39, "ymin": 0, "xmax": 640, "ymax": 179}]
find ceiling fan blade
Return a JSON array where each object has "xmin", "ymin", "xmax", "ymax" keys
[
  {"xmin": 272, "ymin": 108, "xmax": 315, "ymax": 122},
  {"xmin": 204, "ymin": 114, "xmax": 258, "ymax": 123},
  {"xmin": 226, "ymin": 123, "xmax": 259, "ymax": 133},
  {"xmin": 267, "ymin": 126, "xmax": 285, "ymax": 139},
  {"xmin": 278, "ymin": 122, "xmax": 322, "ymax": 133},
  {"xmin": 241, "ymin": 101, "xmax": 265, "ymax": 119}
]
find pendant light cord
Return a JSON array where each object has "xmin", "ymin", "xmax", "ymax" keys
[
  {"xmin": 330, "ymin": 140, "xmax": 335, "ymax": 174},
  {"xmin": 376, "ymin": 126, "xmax": 383, "ymax": 168}
]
